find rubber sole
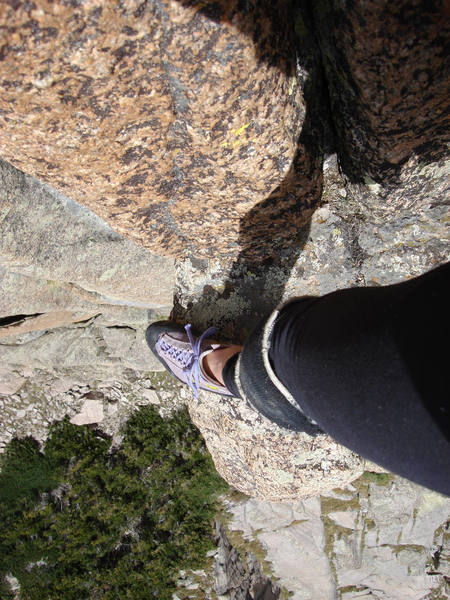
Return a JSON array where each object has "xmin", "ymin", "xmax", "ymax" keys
[{"xmin": 145, "ymin": 320, "xmax": 187, "ymax": 376}]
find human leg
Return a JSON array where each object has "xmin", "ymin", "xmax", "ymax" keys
[
  {"xmin": 224, "ymin": 263, "xmax": 450, "ymax": 494},
  {"xmin": 203, "ymin": 345, "xmax": 242, "ymax": 386},
  {"xmin": 146, "ymin": 264, "xmax": 449, "ymax": 494}
]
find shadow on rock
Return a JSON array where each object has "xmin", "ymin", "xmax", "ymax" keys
[
  {"xmin": 176, "ymin": 0, "xmax": 298, "ymax": 76},
  {"xmin": 176, "ymin": 0, "xmax": 448, "ymax": 185},
  {"xmin": 172, "ymin": 1, "xmax": 330, "ymax": 340},
  {"xmin": 308, "ymin": 0, "xmax": 449, "ymax": 183},
  {"xmin": 171, "ymin": 0, "xmax": 449, "ymax": 339}
]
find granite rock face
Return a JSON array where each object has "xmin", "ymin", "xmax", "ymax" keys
[
  {"xmin": 0, "ymin": 0, "xmax": 306, "ymax": 260},
  {"xmin": 309, "ymin": 0, "xmax": 449, "ymax": 183},
  {"xmin": 1, "ymin": 0, "xmax": 447, "ymax": 262},
  {"xmin": 188, "ymin": 390, "xmax": 367, "ymax": 502},
  {"xmin": 174, "ymin": 151, "xmax": 449, "ymax": 339},
  {"xmin": 224, "ymin": 474, "xmax": 450, "ymax": 600},
  {"xmin": 0, "ymin": 158, "xmax": 174, "ymax": 312}
]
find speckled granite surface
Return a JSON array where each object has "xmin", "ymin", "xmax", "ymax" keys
[
  {"xmin": 1, "ymin": 0, "xmax": 448, "ymax": 263},
  {"xmin": 0, "ymin": 0, "xmax": 305, "ymax": 260},
  {"xmin": 310, "ymin": 0, "xmax": 449, "ymax": 182}
]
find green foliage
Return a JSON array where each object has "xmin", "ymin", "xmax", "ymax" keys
[
  {"xmin": 0, "ymin": 406, "xmax": 228, "ymax": 599},
  {"xmin": 0, "ymin": 437, "xmax": 61, "ymax": 503}
]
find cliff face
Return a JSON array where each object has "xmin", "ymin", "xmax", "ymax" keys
[
  {"xmin": 0, "ymin": 157, "xmax": 174, "ymax": 384},
  {"xmin": 221, "ymin": 474, "xmax": 450, "ymax": 599},
  {"xmin": 1, "ymin": 0, "xmax": 449, "ymax": 500},
  {"xmin": 1, "ymin": 2, "xmax": 449, "ymax": 596},
  {"xmin": 0, "ymin": 0, "xmax": 306, "ymax": 260},
  {"xmin": 0, "ymin": 157, "xmax": 180, "ymax": 451}
]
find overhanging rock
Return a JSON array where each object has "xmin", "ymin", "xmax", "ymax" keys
[{"xmin": 0, "ymin": 0, "xmax": 303, "ymax": 260}]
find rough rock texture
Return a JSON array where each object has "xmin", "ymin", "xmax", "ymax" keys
[
  {"xmin": 0, "ymin": 157, "xmax": 175, "ymax": 386},
  {"xmin": 0, "ymin": 0, "xmax": 307, "ymax": 260},
  {"xmin": 1, "ymin": 2, "xmax": 449, "ymax": 596},
  {"xmin": 69, "ymin": 398, "xmax": 104, "ymax": 425},
  {"xmin": 0, "ymin": 158, "xmax": 174, "ymax": 311},
  {"xmin": 188, "ymin": 391, "xmax": 366, "ymax": 502},
  {"xmin": 1, "ymin": 0, "xmax": 447, "ymax": 262},
  {"xmin": 0, "ymin": 311, "xmax": 160, "ymax": 376},
  {"xmin": 309, "ymin": 0, "xmax": 449, "ymax": 183},
  {"xmin": 214, "ymin": 521, "xmax": 282, "ymax": 599},
  {"xmin": 173, "ymin": 152, "xmax": 449, "ymax": 339},
  {"xmin": 179, "ymin": 149, "xmax": 448, "ymax": 500},
  {"xmin": 2, "ymin": 134, "xmax": 448, "ymax": 504},
  {"xmin": 224, "ymin": 475, "xmax": 450, "ymax": 600},
  {"xmin": 1, "ymin": 0, "xmax": 449, "ymax": 504},
  {"xmin": 0, "ymin": 367, "xmax": 186, "ymax": 450}
]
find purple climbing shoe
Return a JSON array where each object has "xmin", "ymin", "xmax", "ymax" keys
[{"xmin": 145, "ymin": 321, "xmax": 234, "ymax": 397}]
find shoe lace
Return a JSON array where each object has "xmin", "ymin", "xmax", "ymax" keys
[{"xmin": 184, "ymin": 324, "xmax": 216, "ymax": 398}]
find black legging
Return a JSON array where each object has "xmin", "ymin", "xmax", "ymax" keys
[{"xmin": 223, "ymin": 263, "xmax": 450, "ymax": 495}]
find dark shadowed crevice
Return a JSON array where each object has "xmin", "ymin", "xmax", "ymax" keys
[
  {"xmin": 172, "ymin": 0, "xmax": 331, "ymax": 339},
  {"xmin": 0, "ymin": 313, "xmax": 44, "ymax": 328},
  {"xmin": 307, "ymin": 0, "xmax": 449, "ymax": 184}
]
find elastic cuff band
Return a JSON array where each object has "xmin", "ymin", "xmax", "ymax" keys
[
  {"xmin": 221, "ymin": 352, "xmax": 241, "ymax": 398},
  {"xmin": 235, "ymin": 300, "xmax": 319, "ymax": 432}
]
